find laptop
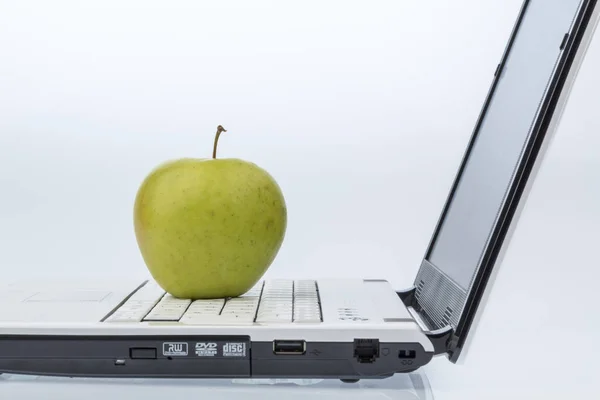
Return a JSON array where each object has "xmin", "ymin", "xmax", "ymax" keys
[{"xmin": 0, "ymin": 0, "xmax": 598, "ymax": 382}]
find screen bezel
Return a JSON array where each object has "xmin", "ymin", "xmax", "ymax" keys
[{"xmin": 414, "ymin": 0, "xmax": 598, "ymax": 362}]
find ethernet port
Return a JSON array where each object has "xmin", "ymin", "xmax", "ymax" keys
[{"xmin": 353, "ymin": 339, "xmax": 380, "ymax": 363}]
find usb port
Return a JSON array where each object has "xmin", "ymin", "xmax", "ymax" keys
[{"xmin": 273, "ymin": 340, "xmax": 306, "ymax": 355}]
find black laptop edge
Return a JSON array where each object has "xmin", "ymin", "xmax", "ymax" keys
[{"xmin": 400, "ymin": 0, "xmax": 599, "ymax": 363}]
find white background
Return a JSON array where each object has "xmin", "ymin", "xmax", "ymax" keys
[{"xmin": 1, "ymin": 0, "xmax": 599, "ymax": 398}]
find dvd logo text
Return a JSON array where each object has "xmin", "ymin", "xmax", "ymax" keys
[
  {"xmin": 195, "ymin": 342, "xmax": 217, "ymax": 350},
  {"xmin": 195, "ymin": 342, "xmax": 218, "ymax": 357}
]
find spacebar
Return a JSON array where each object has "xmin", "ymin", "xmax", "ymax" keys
[{"xmin": 179, "ymin": 314, "xmax": 255, "ymax": 325}]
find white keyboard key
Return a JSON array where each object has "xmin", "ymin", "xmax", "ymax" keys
[
  {"xmin": 294, "ymin": 304, "xmax": 321, "ymax": 312},
  {"xmin": 263, "ymin": 282, "xmax": 293, "ymax": 291},
  {"xmin": 219, "ymin": 313, "xmax": 256, "ymax": 323},
  {"xmin": 227, "ymin": 299, "xmax": 259, "ymax": 305},
  {"xmin": 186, "ymin": 299, "xmax": 225, "ymax": 314},
  {"xmin": 255, "ymin": 313, "xmax": 292, "ymax": 323},
  {"xmin": 258, "ymin": 314, "xmax": 293, "ymax": 321},
  {"xmin": 259, "ymin": 280, "xmax": 294, "ymax": 321},
  {"xmin": 257, "ymin": 308, "xmax": 292, "ymax": 316},
  {"xmin": 188, "ymin": 299, "xmax": 225, "ymax": 307},
  {"xmin": 221, "ymin": 300, "xmax": 259, "ymax": 316},
  {"xmin": 295, "ymin": 310, "xmax": 321, "ymax": 316},
  {"xmin": 257, "ymin": 310, "xmax": 292, "ymax": 318},
  {"xmin": 143, "ymin": 295, "xmax": 192, "ymax": 321},
  {"xmin": 179, "ymin": 298, "xmax": 257, "ymax": 325},
  {"xmin": 180, "ymin": 313, "xmax": 255, "ymax": 325},
  {"xmin": 258, "ymin": 301, "xmax": 292, "ymax": 308},
  {"xmin": 292, "ymin": 279, "xmax": 322, "ymax": 323},
  {"xmin": 104, "ymin": 282, "xmax": 165, "ymax": 323},
  {"xmin": 263, "ymin": 301, "xmax": 290, "ymax": 306},
  {"xmin": 106, "ymin": 305, "xmax": 156, "ymax": 322},
  {"xmin": 256, "ymin": 293, "xmax": 293, "ymax": 322},
  {"xmin": 295, "ymin": 281, "xmax": 316, "ymax": 288}
]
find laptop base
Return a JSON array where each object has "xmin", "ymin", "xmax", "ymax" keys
[{"xmin": 0, "ymin": 334, "xmax": 433, "ymax": 380}]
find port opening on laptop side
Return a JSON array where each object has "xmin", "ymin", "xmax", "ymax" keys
[{"xmin": 399, "ymin": 0, "xmax": 599, "ymax": 363}]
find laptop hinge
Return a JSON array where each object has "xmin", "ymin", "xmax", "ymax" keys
[
  {"xmin": 397, "ymin": 286, "xmax": 416, "ymax": 307},
  {"xmin": 397, "ymin": 286, "xmax": 456, "ymax": 356},
  {"xmin": 423, "ymin": 326, "xmax": 455, "ymax": 356}
]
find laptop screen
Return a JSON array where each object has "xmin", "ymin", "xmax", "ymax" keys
[{"xmin": 425, "ymin": 0, "xmax": 583, "ymax": 291}]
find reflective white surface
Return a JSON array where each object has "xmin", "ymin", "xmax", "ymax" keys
[{"xmin": 0, "ymin": 373, "xmax": 434, "ymax": 400}]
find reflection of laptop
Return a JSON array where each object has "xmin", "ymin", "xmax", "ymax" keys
[
  {"xmin": 0, "ymin": 0, "xmax": 598, "ymax": 382},
  {"xmin": 0, "ymin": 373, "xmax": 434, "ymax": 400}
]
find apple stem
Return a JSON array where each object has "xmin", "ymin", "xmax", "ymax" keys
[{"xmin": 212, "ymin": 125, "xmax": 227, "ymax": 159}]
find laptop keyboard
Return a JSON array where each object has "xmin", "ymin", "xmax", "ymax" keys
[{"xmin": 104, "ymin": 279, "xmax": 323, "ymax": 324}]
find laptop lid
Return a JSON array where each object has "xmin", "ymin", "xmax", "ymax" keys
[{"xmin": 403, "ymin": 0, "xmax": 599, "ymax": 363}]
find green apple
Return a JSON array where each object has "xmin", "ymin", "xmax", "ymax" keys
[{"xmin": 133, "ymin": 125, "xmax": 287, "ymax": 299}]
